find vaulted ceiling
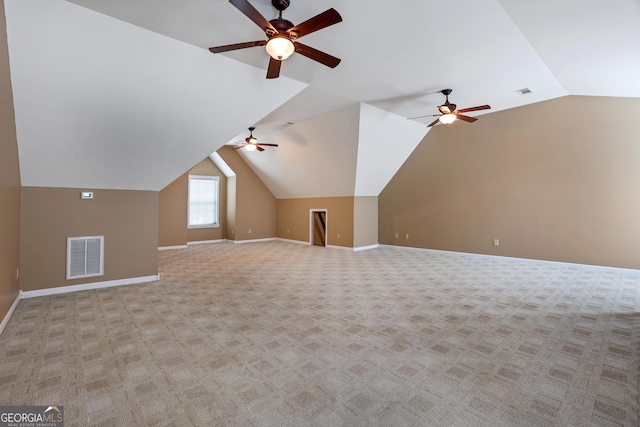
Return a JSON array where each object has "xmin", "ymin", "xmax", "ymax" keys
[{"xmin": 5, "ymin": 0, "xmax": 640, "ymax": 196}]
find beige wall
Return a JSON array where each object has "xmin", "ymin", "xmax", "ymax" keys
[
  {"xmin": 354, "ymin": 196, "xmax": 378, "ymax": 248},
  {"xmin": 20, "ymin": 188, "xmax": 158, "ymax": 291},
  {"xmin": 0, "ymin": 0, "xmax": 21, "ymax": 320},
  {"xmin": 158, "ymin": 173, "xmax": 188, "ymax": 247},
  {"xmin": 217, "ymin": 146, "xmax": 276, "ymax": 241},
  {"xmin": 277, "ymin": 197, "xmax": 355, "ymax": 247},
  {"xmin": 380, "ymin": 95, "xmax": 640, "ymax": 269},
  {"xmin": 226, "ymin": 176, "xmax": 236, "ymax": 240},
  {"xmin": 158, "ymin": 158, "xmax": 227, "ymax": 247}
]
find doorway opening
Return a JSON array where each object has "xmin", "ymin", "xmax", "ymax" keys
[{"xmin": 310, "ymin": 210, "xmax": 327, "ymax": 247}]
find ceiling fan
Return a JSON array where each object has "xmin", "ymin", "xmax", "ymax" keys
[
  {"xmin": 409, "ymin": 89, "xmax": 491, "ymax": 127},
  {"xmin": 231, "ymin": 127, "xmax": 278, "ymax": 152},
  {"xmin": 209, "ymin": 0, "xmax": 342, "ymax": 79}
]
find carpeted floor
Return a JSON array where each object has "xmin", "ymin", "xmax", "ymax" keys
[{"xmin": 0, "ymin": 241, "xmax": 638, "ymax": 426}]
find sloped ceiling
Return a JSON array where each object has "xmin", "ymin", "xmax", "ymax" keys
[
  {"xmin": 355, "ymin": 104, "xmax": 427, "ymax": 197},
  {"xmin": 5, "ymin": 0, "xmax": 305, "ymax": 191},
  {"xmin": 5, "ymin": 0, "xmax": 640, "ymax": 196},
  {"xmin": 496, "ymin": 0, "xmax": 640, "ymax": 97},
  {"xmin": 241, "ymin": 104, "xmax": 360, "ymax": 199}
]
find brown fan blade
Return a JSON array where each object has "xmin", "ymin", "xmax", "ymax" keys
[
  {"xmin": 229, "ymin": 0, "xmax": 277, "ymax": 34},
  {"xmin": 257, "ymin": 143, "xmax": 278, "ymax": 147},
  {"xmin": 266, "ymin": 57, "xmax": 282, "ymax": 79},
  {"xmin": 456, "ymin": 114, "xmax": 478, "ymax": 123},
  {"xmin": 287, "ymin": 8, "xmax": 342, "ymax": 39},
  {"xmin": 209, "ymin": 40, "xmax": 266, "ymax": 53},
  {"xmin": 257, "ymin": 146, "xmax": 265, "ymax": 151},
  {"xmin": 427, "ymin": 117, "xmax": 441, "ymax": 127},
  {"xmin": 457, "ymin": 105, "xmax": 491, "ymax": 114},
  {"xmin": 293, "ymin": 42, "xmax": 341, "ymax": 68}
]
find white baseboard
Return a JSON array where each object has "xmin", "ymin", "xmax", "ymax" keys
[
  {"xmin": 0, "ymin": 292, "xmax": 21, "ymax": 337},
  {"xmin": 234, "ymin": 237, "xmax": 277, "ymax": 244},
  {"xmin": 378, "ymin": 244, "xmax": 640, "ymax": 275},
  {"xmin": 188, "ymin": 239, "xmax": 226, "ymax": 246},
  {"xmin": 158, "ymin": 245, "xmax": 188, "ymax": 251},
  {"xmin": 21, "ymin": 275, "xmax": 160, "ymax": 299},
  {"xmin": 276, "ymin": 238, "xmax": 310, "ymax": 246},
  {"xmin": 159, "ymin": 240, "xmax": 227, "ymax": 251},
  {"xmin": 354, "ymin": 244, "xmax": 379, "ymax": 252},
  {"xmin": 276, "ymin": 239, "xmax": 378, "ymax": 252}
]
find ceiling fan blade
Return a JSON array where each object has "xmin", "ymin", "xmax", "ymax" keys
[
  {"xmin": 257, "ymin": 146, "xmax": 265, "ymax": 151},
  {"xmin": 456, "ymin": 114, "xmax": 478, "ymax": 123},
  {"xmin": 257, "ymin": 143, "xmax": 279, "ymax": 147},
  {"xmin": 229, "ymin": 0, "xmax": 277, "ymax": 34},
  {"xmin": 266, "ymin": 57, "xmax": 282, "ymax": 79},
  {"xmin": 209, "ymin": 40, "xmax": 266, "ymax": 53},
  {"xmin": 427, "ymin": 118, "xmax": 441, "ymax": 127},
  {"xmin": 457, "ymin": 105, "xmax": 491, "ymax": 113},
  {"xmin": 294, "ymin": 42, "xmax": 341, "ymax": 68},
  {"xmin": 287, "ymin": 8, "xmax": 342, "ymax": 39}
]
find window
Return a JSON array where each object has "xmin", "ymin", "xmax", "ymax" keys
[{"xmin": 188, "ymin": 175, "xmax": 219, "ymax": 228}]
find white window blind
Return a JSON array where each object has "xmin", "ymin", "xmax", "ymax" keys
[{"xmin": 188, "ymin": 175, "xmax": 219, "ymax": 227}]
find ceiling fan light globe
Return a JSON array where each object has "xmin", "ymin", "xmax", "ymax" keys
[
  {"xmin": 266, "ymin": 37, "xmax": 295, "ymax": 60},
  {"xmin": 439, "ymin": 113, "xmax": 457, "ymax": 125},
  {"xmin": 245, "ymin": 143, "xmax": 258, "ymax": 152}
]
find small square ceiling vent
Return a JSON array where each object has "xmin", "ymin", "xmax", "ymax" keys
[{"xmin": 515, "ymin": 87, "xmax": 534, "ymax": 95}]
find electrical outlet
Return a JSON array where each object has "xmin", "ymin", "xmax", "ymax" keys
[
  {"xmin": 287, "ymin": 228, "xmax": 290, "ymax": 234},
  {"xmin": 248, "ymin": 229, "xmax": 252, "ymax": 234},
  {"xmin": 394, "ymin": 233, "xmax": 398, "ymax": 239},
  {"xmin": 493, "ymin": 239, "xmax": 499, "ymax": 247},
  {"xmin": 405, "ymin": 234, "xmax": 409, "ymax": 240},
  {"xmin": 16, "ymin": 268, "xmax": 19, "ymax": 280},
  {"xmin": 337, "ymin": 233, "xmax": 340, "ymax": 239}
]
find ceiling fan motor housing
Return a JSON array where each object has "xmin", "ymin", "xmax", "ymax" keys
[
  {"xmin": 271, "ymin": 0, "xmax": 290, "ymax": 11},
  {"xmin": 270, "ymin": 18, "xmax": 295, "ymax": 32}
]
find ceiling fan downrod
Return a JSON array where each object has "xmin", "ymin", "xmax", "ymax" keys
[{"xmin": 442, "ymin": 88, "xmax": 452, "ymax": 102}]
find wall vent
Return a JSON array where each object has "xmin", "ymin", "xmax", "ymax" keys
[
  {"xmin": 67, "ymin": 236, "xmax": 104, "ymax": 280},
  {"xmin": 515, "ymin": 87, "xmax": 534, "ymax": 95}
]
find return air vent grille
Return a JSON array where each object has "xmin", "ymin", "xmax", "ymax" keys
[
  {"xmin": 515, "ymin": 87, "xmax": 534, "ymax": 95},
  {"xmin": 67, "ymin": 236, "xmax": 104, "ymax": 280}
]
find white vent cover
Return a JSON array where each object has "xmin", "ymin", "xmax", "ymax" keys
[
  {"xmin": 67, "ymin": 236, "xmax": 104, "ymax": 280},
  {"xmin": 515, "ymin": 87, "xmax": 534, "ymax": 95}
]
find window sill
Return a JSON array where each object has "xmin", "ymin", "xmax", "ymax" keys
[{"xmin": 188, "ymin": 224, "xmax": 220, "ymax": 229}]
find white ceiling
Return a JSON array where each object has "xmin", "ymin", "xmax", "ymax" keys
[
  {"xmin": 5, "ymin": 0, "xmax": 305, "ymax": 191},
  {"xmin": 5, "ymin": 0, "xmax": 640, "ymax": 195}
]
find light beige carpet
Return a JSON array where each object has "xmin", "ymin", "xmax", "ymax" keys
[{"xmin": 0, "ymin": 241, "xmax": 638, "ymax": 426}]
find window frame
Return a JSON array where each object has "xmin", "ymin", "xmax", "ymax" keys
[{"xmin": 187, "ymin": 175, "xmax": 220, "ymax": 229}]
